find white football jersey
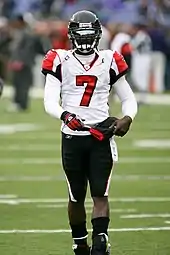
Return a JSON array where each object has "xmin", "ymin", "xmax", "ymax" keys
[{"xmin": 42, "ymin": 49, "xmax": 128, "ymax": 135}]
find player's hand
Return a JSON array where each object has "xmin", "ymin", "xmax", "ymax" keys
[
  {"xmin": 82, "ymin": 117, "xmax": 118, "ymax": 141},
  {"xmin": 60, "ymin": 111, "xmax": 84, "ymax": 131},
  {"xmin": 113, "ymin": 116, "xmax": 132, "ymax": 137}
]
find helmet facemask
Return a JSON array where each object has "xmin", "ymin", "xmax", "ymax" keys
[{"xmin": 68, "ymin": 22, "xmax": 102, "ymax": 54}]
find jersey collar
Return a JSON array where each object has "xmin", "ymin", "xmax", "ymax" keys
[{"xmin": 72, "ymin": 51, "xmax": 99, "ymax": 71}]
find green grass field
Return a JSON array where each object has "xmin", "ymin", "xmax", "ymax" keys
[{"xmin": 0, "ymin": 98, "xmax": 170, "ymax": 255}]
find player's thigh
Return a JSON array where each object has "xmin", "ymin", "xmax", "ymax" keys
[
  {"xmin": 89, "ymin": 139, "xmax": 113, "ymax": 197},
  {"xmin": 61, "ymin": 133, "xmax": 88, "ymax": 202}
]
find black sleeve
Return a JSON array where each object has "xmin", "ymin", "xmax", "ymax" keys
[
  {"xmin": 42, "ymin": 64, "xmax": 62, "ymax": 82},
  {"xmin": 109, "ymin": 68, "xmax": 129, "ymax": 86}
]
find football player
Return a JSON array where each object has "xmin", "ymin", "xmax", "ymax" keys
[{"xmin": 42, "ymin": 10, "xmax": 137, "ymax": 255}]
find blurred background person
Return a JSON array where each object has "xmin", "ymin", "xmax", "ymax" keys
[
  {"xmin": 130, "ymin": 21, "xmax": 152, "ymax": 104},
  {"xmin": 0, "ymin": 77, "xmax": 4, "ymax": 97},
  {"xmin": 0, "ymin": 17, "xmax": 11, "ymax": 81},
  {"xmin": 7, "ymin": 14, "xmax": 49, "ymax": 112},
  {"xmin": 110, "ymin": 23, "xmax": 133, "ymax": 76},
  {"xmin": 48, "ymin": 21, "xmax": 69, "ymax": 50},
  {"xmin": 139, "ymin": 0, "xmax": 170, "ymax": 92},
  {"xmin": 0, "ymin": 0, "xmax": 169, "ymax": 112},
  {"xmin": 7, "ymin": 14, "xmax": 36, "ymax": 112},
  {"xmin": 147, "ymin": 20, "xmax": 168, "ymax": 93},
  {"xmin": 109, "ymin": 23, "xmax": 133, "ymax": 112}
]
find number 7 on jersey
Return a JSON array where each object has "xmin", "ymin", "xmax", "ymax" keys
[{"xmin": 76, "ymin": 75, "xmax": 98, "ymax": 107}]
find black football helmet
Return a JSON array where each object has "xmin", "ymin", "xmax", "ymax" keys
[{"xmin": 68, "ymin": 10, "xmax": 102, "ymax": 54}]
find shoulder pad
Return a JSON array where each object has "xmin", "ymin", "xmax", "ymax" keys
[
  {"xmin": 111, "ymin": 51, "xmax": 128, "ymax": 75},
  {"xmin": 109, "ymin": 50, "xmax": 129, "ymax": 85},
  {"xmin": 42, "ymin": 49, "xmax": 67, "ymax": 72}
]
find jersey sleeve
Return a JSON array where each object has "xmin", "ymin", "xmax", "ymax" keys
[
  {"xmin": 109, "ymin": 51, "xmax": 129, "ymax": 85},
  {"xmin": 41, "ymin": 49, "xmax": 62, "ymax": 82}
]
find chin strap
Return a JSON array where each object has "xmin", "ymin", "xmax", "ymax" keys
[
  {"xmin": 73, "ymin": 40, "xmax": 96, "ymax": 55},
  {"xmin": 74, "ymin": 49, "xmax": 95, "ymax": 56}
]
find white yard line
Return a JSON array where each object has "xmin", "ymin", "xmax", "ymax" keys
[
  {"xmin": 86, "ymin": 209, "xmax": 137, "ymax": 214},
  {"xmin": 37, "ymin": 203, "xmax": 96, "ymax": 208},
  {"xmin": 37, "ymin": 204, "xmax": 72, "ymax": 208},
  {"xmin": 1, "ymin": 140, "xmax": 170, "ymax": 151},
  {"xmin": 37, "ymin": 203, "xmax": 94, "ymax": 209},
  {"xmin": 1, "ymin": 175, "xmax": 170, "ymax": 182},
  {"xmin": 36, "ymin": 204, "xmax": 137, "ymax": 213},
  {"xmin": 119, "ymin": 157, "xmax": 170, "ymax": 163},
  {"xmin": 0, "ymin": 145, "xmax": 60, "ymax": 151},
  {"xmin": 0, "ymin": 227, "xmax": 170, "ymax": 234},
  {"xmin": 0, "ymin": 134, "xmax": 61, "ymax": 140},
  {"xmin": 165, "ymin": 221, "xmax": 170, "ymax": 224},
  {"xmin": 134, "ymin": 139, "xmax": 170, "ymax": 149},
  {"xmin": 0, "ymin": 157, "xmax": 170, "ymax": 165},
  {"xmin": 0, "ymin": 158, "xmax": 61, "ymax": 165},
  {"xmin": 0, "ymin": 176, "xmax": 62, "ymax": 181},
  {"xmin": 1, "ymin": 132, "xmax": 170, "ymax": 140},
  {"xmin": 121, "ymin": 213, "xmax": 170, "ymax": 219},
  {"xmin": 0, "ymin": 135, "xmax": 56, "ymax": 140},
  {"xmin": 0, "ymin": 194, "xmax": 17, "ymax": 198},
  {"xmin": 109, "ymin": 197, "xmax": 170, "ymax": 202},
  {"xmin": 0, "ymin": 124, "xmax": 42, "ymax": 134},
  {"xmin": 0, "ymin": 197, "xmax": 170, "ymax": 205},
  {"xmin": 0, "ymin": 145, "xmax": 138, "ymax": 152}
]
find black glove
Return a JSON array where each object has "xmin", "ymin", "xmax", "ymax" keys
[
  {"xmin": 0, "ymin": 78, "xmax": 4, "ymax": 97},
  {"xmin": 60, "ymin": 111, "xmax": 84, "ymax": 131},
  {"xmin": 113, "ymin": 116, "xmax": 132, "ymax": 137},
  {"xmin": 82, "ymin": 117, "xmax": 118, "ymax": 141}
]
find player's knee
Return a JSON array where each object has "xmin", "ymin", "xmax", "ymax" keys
[
  {"xmin": 90, "ymin": 183, "xmax": 107, "ymax": 198},
  {"xmin": 92, "ymin": 196, "xmax": 108, "ymax": 211},
  {"xmin": 92, "ymin": 196, "xmax": 108, "ymax": 205},
  {"xmin": 69, "ymin": 195, "xmax": 85, "ymax": 203},
  {"xmin": 69, "ymin": 187, "xmax": 86, "ymax": 203}
]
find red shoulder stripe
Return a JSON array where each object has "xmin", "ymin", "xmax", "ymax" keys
[
  {"xmin": 113, "ymin": 51, "xmax": 128, "ymax": 74},
  {"xmin": 42, "ymin": 50, "xmax": 58, "ymax": 71}
]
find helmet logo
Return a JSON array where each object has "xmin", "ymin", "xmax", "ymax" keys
[{"xmin": 79, "ymin": 23, "xmax": 92, "ymax": 28}]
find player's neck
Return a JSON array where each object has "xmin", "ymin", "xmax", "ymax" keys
[
  {"xmin": 74, "ymin": 51, "xmax": 96, "ymax": 65},
  {"xmin": 75, "ymin": 52, "xmax": 95, "ymax": 58},
  {"xmin": 74, "ymin": 51, "xmax": 96, "ymax": 60},
  {"xmin": 75, "ymin": 49, "xmax": 95, "ymax": 56}
]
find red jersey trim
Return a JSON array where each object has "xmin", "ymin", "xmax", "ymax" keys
[
  {"xmin": 42, "ymin": 50, "xmax": 62, "ymax": 82},
  {"xmin": 113, "ymin": 51, "xmax": 128, "ymax": 74},
  {"xmin": 42, "ymin": 50, "xmax": 59, "ymax": 71}
]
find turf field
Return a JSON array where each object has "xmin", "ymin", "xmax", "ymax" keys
[{"xmin": 0, "ymin": 97, "xmax": 170, "ymax": 255}]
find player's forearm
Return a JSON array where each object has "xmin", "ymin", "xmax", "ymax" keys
[
  {"xmin": 44, "ymin": 74, "xmax": 64, "ymax": 119},
  {"xmin": 44, "ymin": 100, "xmax": 64, "ymax": 119},
  {"xmin": 121, "ymin": 95, "xmax": 138, "ymax": 120},
  {"xmin": 114, "ymin": 76, "xmax": 138, "ymax": 120}
]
